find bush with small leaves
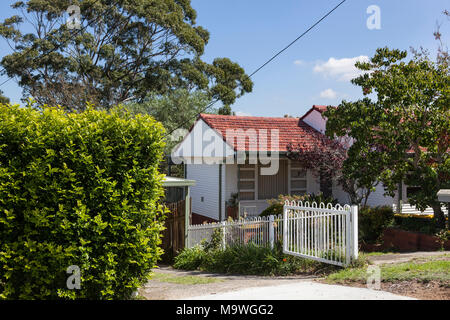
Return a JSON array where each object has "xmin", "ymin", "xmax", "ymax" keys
[
  {"xmin": 358, "ymin": 206, "xmax": 394, "ymax": 244},
  {"xmin": 0, "ymin": 103, "xmax": 166, "ymax": 299}
]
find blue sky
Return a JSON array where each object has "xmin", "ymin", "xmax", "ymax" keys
[{"xmin": 0, "ymin": 0, "xmax": 448, "ymax": 117}]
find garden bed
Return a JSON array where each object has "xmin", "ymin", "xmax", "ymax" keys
[
  {"xmin": 361, "ymin": 227, "xmax": 450, "ymax": 252},
  {"xmin": 325, "ymin": 279, "xmax": 449, "ymax": 300},
  {"xmin": 173, "ymin": 241, "xmax": 340, "ymax": 277}
]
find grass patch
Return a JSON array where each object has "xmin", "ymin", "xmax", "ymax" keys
[
  {"xmin": 326, "ymin": 257, "xmax": 450, "ymax": 284},
  {"xmin": 363, "ymin": 251, "xmax": 397, "ymax": 256},
  {"xmin": 151, "ymin": 272, "xmax": 223, "ymax": 285}
]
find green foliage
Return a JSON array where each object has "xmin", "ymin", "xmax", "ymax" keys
[
  {"xmin": 174, "ymin": 241, "xmax": 334, "ymax": 276},
  {"xmin": 435, "ymin": 229, "xmax": 450, "ymax": 250},
  {"xmin": 358, "ymin": 206, "xmax": 395, "ymax": 244},
  {"xmin": 151, "ymin": 272, "xmax": 223, "ymax": 285},
  {"xmin": 325, "ymin": 47, "xmax": 449, "ymax": 228},
  {"xmin": 258, "ymin": 202, "xmax": 284, "ymax": 217},
  {"xmin": 327, "ymin": 255, "xmax": 450, "ymax": 284},
  {"xmin": 173, "ymin": 245, "xmax": 206, "ymax": 271},
  {"xmin": 127, "ymin": 89, "xmax": 212, "ymax": 136},
  {"xmin": 217, "ymin": 105, "xmax": 234, "ymax": 115},
  {"xmin": 201, "ymin": 228, "xmax": 223, "ymax": 252},
  {"xmin": 392, "ymin": 214, "xmax": 442, "ymax": 235},
  {"xmin": 0, "ymin": 0, "xmax": 252, "ymax": 110},
  {"xmin": 173, "ymin": 228, "xmax": 222, "ymax": 270},
  {"xmin": 126, "ymin": 89, "xmax": 238, "ymax": 177},
  {"xmin": 126, "ymin": 89, "xmax": 225, "ymax": 152},
  {"xmin": 0, "ymin": 103, "xmax": 166, "ymax": 299},
  {"xmin": 259, "ymin": 193, "xmax": 339, "ymax": 217}
]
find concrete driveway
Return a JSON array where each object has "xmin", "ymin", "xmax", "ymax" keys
[
  {"xmin": 186, "ymin": 280, "xmax": 415, "ymax": 300},
  {"xmin": 140, "ymin": 265, "xmax": 415, "ymax": 300}
]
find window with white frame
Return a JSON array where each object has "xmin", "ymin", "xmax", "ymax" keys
[
  {"xmin": 290, "ymin": 162, "xmax": 307, "ymax": 195},
  {"xmin": 238, "ymin": 164, "xmax": 255, "ymax": 200}
]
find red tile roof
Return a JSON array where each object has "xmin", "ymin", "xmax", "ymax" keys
[
  {"xmin": 199, "ymin": 113, "xmax": 326, "ymax": 152},
  {"xmin": 312, "ymin": 105, "xmax": 329, "ymax": 113}
]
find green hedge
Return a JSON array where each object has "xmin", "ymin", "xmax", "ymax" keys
[
  {"xmin": 0, "ymin": 104, "xmax": 166, "ymax": 299},
  {"xmin": 358, "ymin": 206, "xmax": 394, "ymax": 244},
  {"xmin": 393, "ymin": 214, "xmax": 442, "ymax": 235}
]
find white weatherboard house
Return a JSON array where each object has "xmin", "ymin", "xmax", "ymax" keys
[{"xmin": 172, "ymin": 105, "xmax": 443, "ymax": 222}]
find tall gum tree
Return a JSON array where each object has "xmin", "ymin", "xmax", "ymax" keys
[{"xmin": 0, "ymin": 0, "xmax": 253, "ymax": 111}]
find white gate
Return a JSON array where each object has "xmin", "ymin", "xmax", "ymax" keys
[{"xmin": 283, "ymin": 201, "xmax": 358, "ymax": 267}]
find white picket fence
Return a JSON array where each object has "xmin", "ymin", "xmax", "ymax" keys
[
  {"xmin": 187, "ymin": 201, "xmax": 358, "ymax": 267},
  {"xmin": 283, "ymin": 201, "xmax": 358, "ymax": 267},
  {"xmin": 187, "ymin": 214, "xmax": 283, "ymax": 249}
]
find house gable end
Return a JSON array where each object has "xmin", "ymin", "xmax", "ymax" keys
[{"xmin": 171, "ymin": 118, "xmax": 235, "ymax": 163}]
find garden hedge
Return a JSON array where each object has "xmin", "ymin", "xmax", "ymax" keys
[
  {"xmin": 0, "ymin": 103, "xmax": 166, "ymax": 299},
  {"xmin": 358, "ymin": 206, "xmax": 394, "ymax": 244},
  {"xmin": 393, "ymin": 213, "xmax": 444, "ymax": 235}
]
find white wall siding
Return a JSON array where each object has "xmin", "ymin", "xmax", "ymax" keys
[
  {"xmin": 187, "ymin": 163, "xmax": 220, "ymax": 221},
  {"xmin": 306, "ymin": 170, "xmax": 320, "ymax": 195},
  {"xmin": 332, "ymin": 181, "xmax": 351, "ymax": 205},
  {"xmin": 220, "ymin": 164, "xmax": 226, "ymax": 221},
  {"xmin": 302, "ymin": 110, "xmax": 326, "ymax": 133},
  {"xmin": 365, "ymin": 183, "xmax": 394, "ymax": 207},
  {"xmin": 172, "ymin": 118, "xmax": 235, "ymax": 163},
  {"xmin": 225, "ymin": 164, "xmax": 238, "ymax": 204},
  {"xmin": 332, "ymin": 181, "xmax": 395, "ymax": 207}
]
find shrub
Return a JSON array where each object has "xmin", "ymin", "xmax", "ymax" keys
[
  {"xmin": 173, "ymin": 245, "xmax": 206, "ymax": 270},
  {"xmin": 201, "ymin": 228, "xmax": 223, "ymax": 252},
  {"xmin": 0, "ymin": 103, "xmax": 166, "ymax": 299},
  {"xmin": 392, "ymin": 214, "xmax": 441, "ymax": 235},
  {"xmin": 174, "ymin": 241, "xmax": 334, "ymax": 276},
  {"xmin": 358, "ymin": 206, "xmax": 394, "ymax": 244},
  {"xmin": 259, "ymin": 193, "xmax": 339, "ymax": 217}
]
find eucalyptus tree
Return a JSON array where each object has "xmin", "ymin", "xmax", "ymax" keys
[{"xmin": 0, "ymin": 0, "xmax": 252, "ymax": 111}]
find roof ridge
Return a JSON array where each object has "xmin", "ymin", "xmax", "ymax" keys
[
  {"xmin": 200, "ymin": 113, "xmax": 300, "ymax": 120},
  {"xmin": 191, "ymin": 113, "xmax": 329, "ymax": 152}
]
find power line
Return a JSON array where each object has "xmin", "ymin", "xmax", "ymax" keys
[
  {"xmin": 164, "ymin": 0, "xmax": 347, "ymax": 138},
  {"xmin": 0, "ymin": 0, "xmax": 347, "ymax": 135},
  {"xmin": 248, "ymin": 0, "xmax": 347, "ymax": 78}
]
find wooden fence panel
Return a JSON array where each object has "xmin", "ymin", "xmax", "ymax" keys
[{"xmin": 162, "ymin": 198, "xmax": 191, "ymax": 258}]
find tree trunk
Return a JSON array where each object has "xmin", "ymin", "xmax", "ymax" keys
[
  {"xmin": 319, "ymin": 170, "xmax": 333, "ymax": 199},
  {"xmin": 431, "ymin": 203, "xmax": 447, "ymax": 230}
]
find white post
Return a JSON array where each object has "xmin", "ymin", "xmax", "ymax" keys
[
  {"xmin": 185, "ymin": 187, "xmax": 191, "ymax": 248},
  {"xmin": 269, "ymin": 215, "xmax": 274, "ymax": 249},
  {"xmin": 283, "ymin": 205, "xmax": 288, "ymax": 253},
  {"xmin": 221, "ymin": 221, "xmax": 226, "ymax": 250},
  {"xmin": 351, "ymin": 205, "xmax": 359, "ymax": 261},
  {"xmin": 345, "ymin": 211, "xmax": 351, "ymax": 266}
]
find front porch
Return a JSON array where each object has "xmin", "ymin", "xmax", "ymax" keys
[{"xmin": 225, "ymin": 159, "xmax": 321, "ymax": 218}]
